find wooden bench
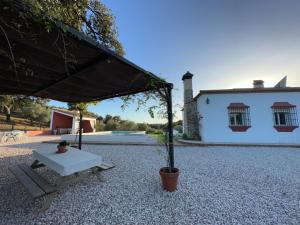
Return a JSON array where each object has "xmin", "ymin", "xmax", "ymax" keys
[
  {"xmin": 98, "ymin": 162, "xmax": 115, "ymax": 170},
  {"xmin": 9, "ymin": 164, "xmax": 57, "ymax": 199}
]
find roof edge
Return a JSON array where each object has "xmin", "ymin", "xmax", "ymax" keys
[{"xmin": 194, "ymin": 87, "xmax": 300, "ymax": 100}]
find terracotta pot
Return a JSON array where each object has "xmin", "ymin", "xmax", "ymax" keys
[
  {"xmin": 159, "ymin": 167, "xmax": 179, "ymax": 192},
  {"xmin": 57, "ymin": 145, "xmax": 67, "ymax": 153}
]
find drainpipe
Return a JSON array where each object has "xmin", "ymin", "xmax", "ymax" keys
[{"xmin": 79, "ymin": 111, "xmax": 82, "ymax": 150}]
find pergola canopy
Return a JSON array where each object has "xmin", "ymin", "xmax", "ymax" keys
[
  {"xmin": 0, "ymin": 1, "xmax": 168, "ymax": 103},
  {"xmin": 0, "ymin": 1, "xmax": 175, "ymax": 170}
]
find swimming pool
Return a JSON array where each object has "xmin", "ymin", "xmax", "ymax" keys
[
  {"xmin": 61, "ymin": 131, "xmax": 156, "ymax": 144},
  {"xmin": 92, "ymin": 131, "xmax": 146, "ymax": 135}
]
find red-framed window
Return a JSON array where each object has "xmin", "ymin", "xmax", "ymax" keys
[
  {"xmin": 272, "ymin": 102, "xmax": 299, "ymax": 132},
  {"xmin": 228, "ymin": 103, "xmax": 251, "ymax": 132}
]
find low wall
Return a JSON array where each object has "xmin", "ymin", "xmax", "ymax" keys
[
  {"xmin": 26, "ymin": 130, "xmax": 51, "ymax": 136},
  {"xmin": 176, "ymin": 138, "xmax": 300, "ymax": 148}
]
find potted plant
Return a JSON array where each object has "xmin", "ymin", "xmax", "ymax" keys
[
  {"xmin": 120, "ymin": 83, "xmax": 178, "ymax": 191},
  {"xmin": 56, "ymin": 140, "xmax": 69, "ymax": 154},
  {"xmin": 156, "ymin": 132, "xmax": 180, "ymax": 192}
]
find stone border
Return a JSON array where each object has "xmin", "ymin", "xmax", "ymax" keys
[{"xmin": 176, "ymin": 138, "xmax": 300, "ymax": 148}]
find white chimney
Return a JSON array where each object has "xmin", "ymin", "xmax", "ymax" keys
[
  {"xmin": 182, "ymin": 71, "xmax": 200, "ymax": 140},
  {"xmin": 182, "ymin": 71, "xmax": 194, "ymax": 103},
  {"xmin": 253, "ymin": 80, "xmax": 264, "ymax": 88}
]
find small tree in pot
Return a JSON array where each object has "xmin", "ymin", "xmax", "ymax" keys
[
  {"xmin": 56, "ymin": 140, "xmax": 69, "ymax": 154},
  {"xmin": 121, "ymin": 83, "xmax": 179, "ymax": 191},
  {"xmin": 156, "ymin": 131, "xmax": 179, "ymax": 192}
]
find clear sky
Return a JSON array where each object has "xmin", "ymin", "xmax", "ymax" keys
[{"xmin": 49, "ymin": 0, "xmax": 300, "ymax": 123}]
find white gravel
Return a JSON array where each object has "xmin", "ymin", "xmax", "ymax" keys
[{"xmin": 0, "ymin": 139, "xmax": 299, "ymax": 225}]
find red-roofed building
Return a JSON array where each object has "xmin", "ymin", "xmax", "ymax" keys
[{"xmin": 50, "ymin": 108, "xmax": 96, "ymax": 135}]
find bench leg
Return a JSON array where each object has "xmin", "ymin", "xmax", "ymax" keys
[
  {"xmin": 31, "ymin": 160, "xmax": 45, "ymax": 169},
  {"xmin": 92, "ymin": 167, "xmax": 104, "ymax": 182},
  {"xmin": 40, "ymin": 192, "xmax": 57, "ymax": 212},
  {"xmin": 55, "ymin": 176, "xmax": 67, "ymax": 190}
]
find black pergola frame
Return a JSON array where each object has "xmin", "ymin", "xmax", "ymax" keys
[{"xmin": 0, "ymin": 1, "xmax": 175, "ymax": 171}]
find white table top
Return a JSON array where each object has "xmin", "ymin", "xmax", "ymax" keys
[{"xmin": 33, "ymin": 147, "xmax": 102, "ymax": 176}]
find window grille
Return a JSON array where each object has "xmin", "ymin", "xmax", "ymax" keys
[
  {"xmin": 272, "ymin": 107, "xmax": 298, "ymax": 126},
  {"xmin": 228, "ymin": 107, "xmax": 251, "ymax": 126}
]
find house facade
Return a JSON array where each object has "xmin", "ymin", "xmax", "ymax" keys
[
  {"xmin": 50, "ymin": 108, "xmax": 96, "ymax": 134},
  {"xmin": 182, "ymin": 72, "xmax": 300, "ymax": 144}
]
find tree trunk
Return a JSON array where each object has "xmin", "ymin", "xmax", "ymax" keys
[
  {"xmin": 4, "ymin": 106, "xmax": 11, "ymax": 122},
  {"xmin": 6, "ymin": 113, "xmax": 11, "ymax": 122}
]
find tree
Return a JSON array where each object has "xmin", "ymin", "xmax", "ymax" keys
[
  {"xmin": 104, "ymin": 114, "xmax": 113, "ymax": 123},
  {"xmin": 26, "ymin": 0, "xmax": 124, "ymax": 55},
  {"xmin": 68, "ymin": 102, "xmax": 88, "ymax": 112},
  {"xmin": 117, "ymin": 120, "xmax": 137, "ymax": 131},
  {"xmin": 97, "ymin": 115, "xmax": 104, "ymax": 121},
  {"xmin": 86, "ymin": 0, "xmax": 124, "ymax": 55},
  {"xmin": 0, "ymin": 95, "xmax": 15, "ymax": 122},
  {"xmin": 22, "ymin": 101, "xmax": 50, "ymax": 128},
  {"xmin": 34, "ymin": 104, "xmax": 51, "ymax": 129},
  {"xmin": 95, "ymin": 120, "xmax": 105, "ymax": 131},
  {"xmin": 112, "ymin": 116, "xmax": 121, "ymax": 123},
  {"xmin": 68, "ymin": 101, "xmax": 99, "ymax": 116},
  {"xmin": 105, "ymin": 119, "xmax": 118, "ymax": 130},
  {"xmin": 137, "ymin": 123, "xmax": 149, "ymax": 131}
]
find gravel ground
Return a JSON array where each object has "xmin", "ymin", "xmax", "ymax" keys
[{"xmin": 0, "ymin": 138, "xmax": 300, "ymax": 225}]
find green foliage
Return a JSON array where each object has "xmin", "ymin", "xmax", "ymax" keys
[
  {"xmin": 146, "ymin": 128, "xmax": 163, "ymax": 135},
  {"xmin": 95, "ymin": 120, "xmax": 105, "ymax": 131},
  {"xmin": 24, "ymin": 0, "xmax": 124, "ymax": 56},
  {"xmin": 182, "ymin": 133, "xmax": 193, "ymax": 140},
  {"xmin": 104, "ymin": 119, "xmax": 118, "ymax": 130},
  {"xmin": 95, "ymin": 114, "xmax": 163, "ymax": 133},
  {"xmin": 137, "ymin": 123, "xmax": 149, "ymax": 131},
  {"xmin": 119, "ymin": 83, "xmax": 178, "ymax": 125},
  {"xmin": 86, "ymin": 0, "xmax": 124, "ymax": 55},
  {"xmin": 22, "ymin": 98, "xmax": 51, "ymax": 128},
  {"xmin": 120, "ymin": 89, "xmax": 168, "ymax": 120},
  {"xmin": 173, "ymin": 124, "xmax": 183, "ymax": 133},
  {"xmin": 67, "ymin": 102, "xmax": 98, "ymax": 113},
  {"xmin": 25, "ymin": 0, "xmax": 88, "ymax": 31},
  {"xmin": 173, "ymin": 120, "xmax": 183, "ymax": 126},
  {"xmin": 0, "ymin": 95, "xmax": 15, "ymax": 122},
  {"xmin": 104, "ymin": 114, "xmax": 113, "ymax": 123},
  {"xmin": 112, "ymin": 116, "xmax": 121, "ymax": 123},
  {"xmin": 153, "ymin": 132, "xmax": 172, "ymax": 172},
  {"xmin": 117, "ymin": 120, "xmax": 137, "ymax": 131},
  {"xmin": 58, "ymin": 140, "xmax": 69, "ymax": 147},
  {"xmin": 97, "ymin": 115, "xmax": 104, "ymax": 121},
  {"xmin": 0, "ymin": 95, "xmax": 50, "ymax": 128}
]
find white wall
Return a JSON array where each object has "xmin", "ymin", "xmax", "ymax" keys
[
  {"xmin": 71, "ymin": 117, "xmax": 77, "ymax": 134},
  {"xmin": 197, "ymin": 92, "xmax": 300, "ymax": 144},
  {"xmin": 71, "ymin": 117, "xmax": 96, "ymax": 134}
]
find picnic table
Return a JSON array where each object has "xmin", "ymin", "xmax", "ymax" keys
[
  {"xmin": 32, "ymin": 147, "xmax": 103, "ymax": 176},
  {"xmin": 10, "ymin": 147, "xmax": 113, "ymax": 210}
]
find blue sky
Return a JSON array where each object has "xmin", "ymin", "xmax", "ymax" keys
[{"xmin": 49, "ymin": 0, "xmax": 300, "ymax": 123}]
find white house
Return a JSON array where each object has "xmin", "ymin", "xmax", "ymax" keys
[
  {"xmin": 182, "ymin": 72, "xmax": 300, "ymax": 144},
  {"xmin": 50, "ymin": 108, "xmax": 97, "ymax": 134}
]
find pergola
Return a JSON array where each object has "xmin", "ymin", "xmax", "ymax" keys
[{"xmin": 0, "ymin": 1, "xmax": 175, "ymax": 169}]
